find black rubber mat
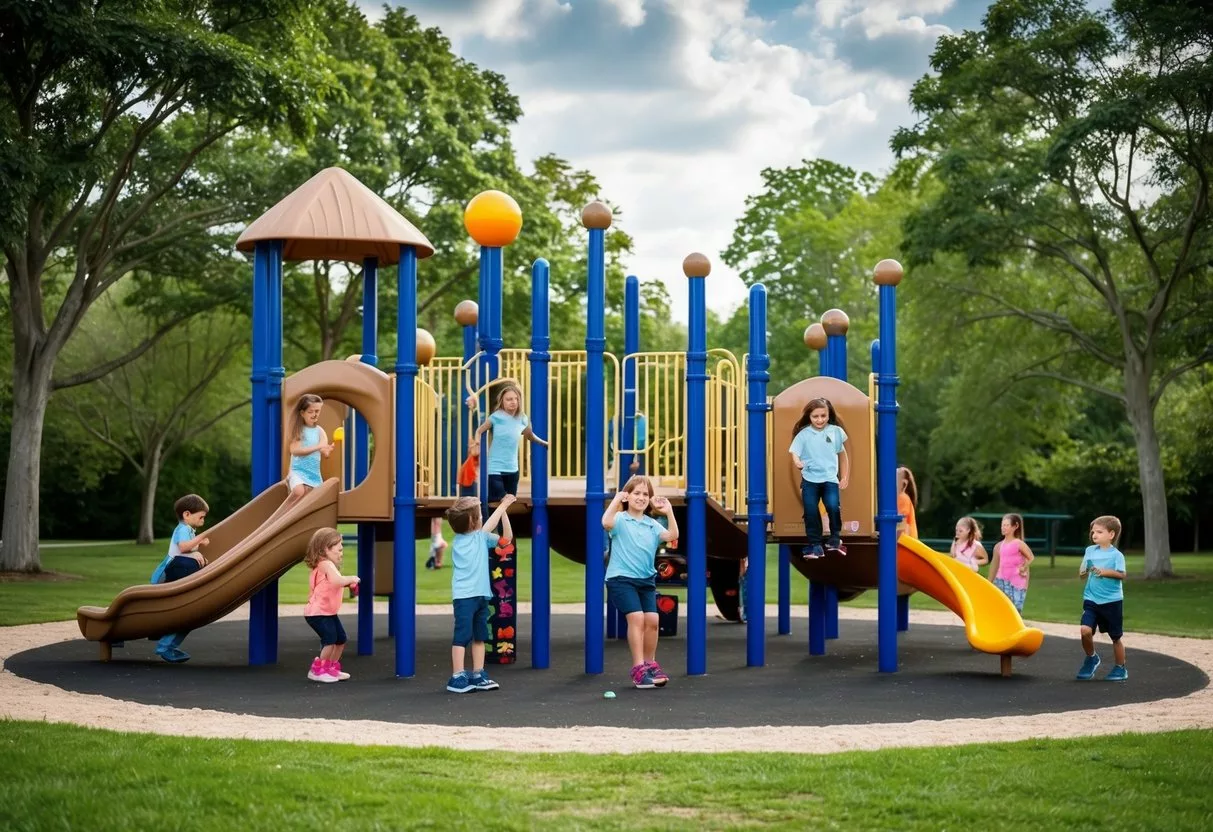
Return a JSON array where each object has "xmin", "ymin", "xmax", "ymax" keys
[{"xmin": 9, "ymin": 613, "xmax": 1205, "ymax": 730}]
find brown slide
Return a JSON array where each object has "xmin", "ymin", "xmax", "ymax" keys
[{"xmin": 76, "ymin": 479, "xmax": 340, "ymax": 659}]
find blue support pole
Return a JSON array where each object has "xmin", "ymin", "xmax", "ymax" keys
[
  {"xmin": 249, "ymin": 240, "xmax": 283, "ymax": 665},
  {"xmin": 461, "ymin": 319, "xmax": 477, "ymax": 475},
  {"xmin": 778, "ymin": 544, "xmax": 792, "ymax": 635},
  {"xmin": 356, "ymin": 257, "xmax": 378, "ymax": 656},
  {"xmin": 825, "ymin": 327, "xmax": 848, "ymax": 642},
  {"xmin": 249, "ymin": 243, "xmax": 269, "ymax": 500},
  {"xmin": 745, "ymin": 284, "xmax": 770, "ymax": 667},
  {"xmin": 874, "ymin": 262, "xmax": 903, "ymax": 673},
  {"xmin": 685, "ymin": 254, "xmax": 709, "ymax": 676},
  {"xmin": 608, "ymin": 274, "xmax": 641, "ymax": 643},
  {"xmin": 584, "ymin": 225, "xmax": 608, "ymax": 675},
  {"xmin": 477, "ymin": 249, "xmax": 491, "ymax": 509},
  {"xmin": 809, "ymin": 338, "xmax": 829, "ymax": 649},
  {"xmin": 393, "ymin": 246, "xmax": 420, "ymax": 677},
  {"xmin": 530, "ymin": 259, "xmax": 552, "ymax": 669}
]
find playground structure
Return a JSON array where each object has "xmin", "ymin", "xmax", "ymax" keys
[{"xmin": 76, "ymin": 167, "xmax": 1044, "ymax": 677}]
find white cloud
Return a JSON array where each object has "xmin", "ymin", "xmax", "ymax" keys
[{"xmin": 400, "ymin": 0, "xmax": 958, "ymax": 321}]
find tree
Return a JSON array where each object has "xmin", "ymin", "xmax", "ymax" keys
[
  {"xmin": 60, "ymin": 290, "xmax": 249, "ymax": 544},
  {"xmin": 892, "ymin": 0, "xmax": 1213, "ymax": 577},
  {"xmin": 0, "ymin": 0, "xmax": 322, "ymax": 570}
]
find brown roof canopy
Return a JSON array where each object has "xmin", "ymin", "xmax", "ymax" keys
[{"xmin": 235, "ymin": 167, "xmax": 435, "ymax": 263}]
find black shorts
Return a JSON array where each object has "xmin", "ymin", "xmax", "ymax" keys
[
  {"xmin": 452, "ymin": 596, "xmax": 492, "ymax": 646},
  {"xmin": 305, "ymin": 614, "xmax": 347, "ymax": 647},
  {"xmin": 606, "ymin": 576, "xmax": 657, "ymax": 616},
  {"xmin": 1081, "ymin": 599, "xmax": 1123, "ymax": 641},
  {"xmin": 487, "ymin": 472, "xmax": 520, "ymax": 501}
]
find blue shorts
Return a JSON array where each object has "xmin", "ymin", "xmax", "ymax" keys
[
  {"xmin": 606, "ymin": 576, "xmax": 657, "ymax": 616},
  {"xmin": 305, "ymin": 615, "xmax": 347, "ymax": 647},
  {"xmin": 452, "ymin": 596, "xmax": 492, "ymax": 646},
  {"xmin": 1081, "ymin": 599, "xmax": 1123, "ymax": 640}
]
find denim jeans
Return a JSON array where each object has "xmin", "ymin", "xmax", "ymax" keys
[{"xmin": 800, "ymin": 480, "xmax": 841, "ymax": 546}]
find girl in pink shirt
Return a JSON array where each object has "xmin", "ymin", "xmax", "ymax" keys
[
  {"xmin": 304, "ymin": 528, "xmax": 360, "ymax": 683},
  {"xmin": 950, "ymin": 516, "xmax": 988, "ymax": 572},
  {"xmin": 988, "ymin": 513, "xmax": 1035, "ymax": 612}
]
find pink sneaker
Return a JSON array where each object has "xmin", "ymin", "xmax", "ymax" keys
[
  {"xmin": 645, "ymin": 661, "xmax": 669, "ymax": 686},
  {"xmin": 307, "ymin": 658, "xmax": 336, "ymax": 683},
  {"xmin": 330, "ymin": 660, "xmax": 350, "ymax": 681}
]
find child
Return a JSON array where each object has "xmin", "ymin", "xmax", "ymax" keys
[
  {"xmin": 425, "ymin": 517, "xmax": 448, "ymax": 570},
  {"xmin": 988, "ymin": 513, "xmax": 1035, "ymax": 612},
  {"xmin": 471, "ymin": 382, "xmax": 548, "ymax": 502},
  {"xmin": 788, "ymin": 397, "xmax": 850, "ymax": 560},
  {"xmin": 1076, "ymin": 515, "xmax": 1129, "ymax": 682},
  {"xmin": 303, "ymin": 528, "xmax": 360, "ymax": 683},
  {"xmin": 602, "ymin": 475, "xmax": 680, "ymax": 689},
  {"xmin": 950, "ymin": 516, "xmax": 988, "ymax": 572},
  {"xmin": 897, "ymin": 466, "xmax": 919, "ymax": 539},
  {"xmin": 285, "ymin": 394, "xmax": 335, "ymax": 507},
  {"xmin": 444, "ymin": 493, "xmax": 515, "ymax": 693},
  {"xmin": 149, "ymin": 494, "xmax": 210, "ymax": 663}
]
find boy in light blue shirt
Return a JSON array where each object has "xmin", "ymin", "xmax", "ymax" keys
[
  {"xmin": 149, "ymin": 494, "xmax": 210, "ymax": 663},
  {"xmin": 443, "ymin": 494, "xmax": 514, "ymax": 693},
  {"xmin": 1076, "ymin": 515, "xmax": 1129, "ymax": 682}
]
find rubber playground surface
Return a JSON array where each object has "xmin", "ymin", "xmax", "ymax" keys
[{"xmin": 6, "ymin": 606, "xmax": 1207, "ymax": 733}]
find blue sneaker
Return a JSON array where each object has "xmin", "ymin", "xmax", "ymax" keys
[
  {"xmin": 1076, "ymin": 653, "xmax": 1101, "ymax": 680},
  {"xmin": 801, "ymin": 545, "xmax": 825, "ymax": 561},
  {"xmin": 1105, "ymin": 664, "xmax": 1128, "ymax": 682},
  {"xmin": 156, "ymin": 646, "xmax": 190, "ymax": 664},
  {"xmin": 470, "ymin": 670, "xmax": 500, "ymax": 691},
  {"xmin": 446, "ymin": 671, "xmax": 474, "ymax": 693}
]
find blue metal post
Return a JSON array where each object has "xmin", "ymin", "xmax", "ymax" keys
[
  {"xmin": 249, "ymin": 243, "xmax": 269, "ymax": 500},
  {"xmin": 874, "ymin": 263, "xmax": 902, "ymax": 673},
  {"xmin": 393, "ymin": 246, "xmax": 420, "ymax": 677},
  {"xmin": 685, "ymin": 254, "xmax": 709, "ymax": 676},
  {"xmin": 530, "ymin": 259, "xmax": 552, "ymax": 668},
  {"xmin": 249, "ymin": 240, "xmax": 283, "ymax": 665},
  {"xmin": 609, "ymin": 274, "xmax": 641, "ymax": 643},
  {"xmin": 477, "ymin": 249, "xmax": 491, "ymax": 507},
  {"xmin": 745, "ymin": 284, "xmax": 770, "ymax": 667},
  {"xmin": 487, "ymin": 246, "xmax": 504, "ymax": 378},
  {"xmin": 461, "ymin": 318, "xmax": 477, "ymax": 477},
  {"xmin": 356, "ymin": 257, "xmax": 378, "ymax": 656},
  {"xmin": 584, "ymin": 225, "xmax": 608, "ymax": 675},
  {"xmin": 778, "ymin": 544, "xmax": 791, "ymax": 635},
  {"xmin": 808, "ymin": 336, "xmax": 828, "ymax": 652},
  {"xmin": 825, "ymin": 327, "xmax": 848, "ymax": 642}
]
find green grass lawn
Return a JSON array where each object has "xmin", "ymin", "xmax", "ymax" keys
[
  {"xmin": 5, "ymin": 540, "xmax": 1212, "ymax": 637},
  {"xmin": 0, "ymin": 721, "xmax": 1210, "ymax": 831}
]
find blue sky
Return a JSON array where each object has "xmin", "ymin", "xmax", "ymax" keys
[{"xmin": 371, "ymin": 1, "xmax": 990, "ymax": 319}]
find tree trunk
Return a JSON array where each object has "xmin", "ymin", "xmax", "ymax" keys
[
  {"xmin": 1123, "ymin": 359, "xmax": 1174, "ymax": 579},
  {"xmin": 136, "ymin": 447, "xmax": 163, "ymax": 545},
  {"xmin": 1, "ymin": 357, "xmax": 54, "ymax": 572}
]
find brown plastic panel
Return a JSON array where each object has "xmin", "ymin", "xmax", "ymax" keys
[
  {"xmin": 771, "ymin": 376, "xmax": 875, "ymax": 540},
  {"xmin": 77, "ymin": 479, "xmax": 340, "ymax": 645},
  {"xmin": 282, "ymin": 359, "xmax": 394, "ymax": 521},
  {"xmin": 319, "ymin": 400, "xmax": 348, "ymax": 484}
]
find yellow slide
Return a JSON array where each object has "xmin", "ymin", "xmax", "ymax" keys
[{"xmin": 896, "ymin": 536, "xmax": 1044, "ymax": 666}]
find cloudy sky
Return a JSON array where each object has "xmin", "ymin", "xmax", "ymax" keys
[{"xmin": 373, "ymin": 0, "xmax": 989, "ymax": 320}]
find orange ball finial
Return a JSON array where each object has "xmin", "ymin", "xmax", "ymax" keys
[
  {"xmin": 453, "ymin": 300, "xmax": 478, "ymax": 328},
  {"xmin": 464, "ymin": 190, "xmax": 523, "ymax": 247},
  {"xmin": 804, "ymin": 323, "xmax": 827, "ymax": 350},
  {"xmin": 416, "ymin": 328, "xmax": 437, "ymax": 366}
]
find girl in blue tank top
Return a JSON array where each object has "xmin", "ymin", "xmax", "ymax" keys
[{"xmin": 285, "ymin": 393, "xmax": 334, "ymax": 508}]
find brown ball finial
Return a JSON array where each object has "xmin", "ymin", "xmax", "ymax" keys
[
  {"xmin": 581, "ymin": 201, "xmax": 613, "ymax": 229},
  {"xmin": 873, "ymin": 258, "xmax": 904, "ymax": 286},
  {"xmin": 804, "ymin": 323, "xmax": 827, "ymax": 350},
  {"xmin": 821, "ymin": 308, "xmax": 850, "ymax": 336},
  {"xmin": 682, "ymin": 252, "xmax": 711, "ymax": 278},
  {"xmin": 416, "ymin": 328, "xmax": 437, "ymax": 366},
  {"xmin": 453, "ymin": 299, "xmax": 478, "ymax": 328}
]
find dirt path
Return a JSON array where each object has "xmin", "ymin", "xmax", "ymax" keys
[{"xmin": 2, "ymin": 605, "xmax": 1210, "ymax": 754}]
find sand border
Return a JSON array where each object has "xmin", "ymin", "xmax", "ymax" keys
[{"xmin": 2, "ymin": 604, "xmax": 1210, "ymax": 754}]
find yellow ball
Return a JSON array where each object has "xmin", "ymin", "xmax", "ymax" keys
[
  {"xmin": 464, "ymin": 190, "xmax": 523, "ymax": 247},
  {"xmin": 332, "ymin": 427, "xmax": 344, "ymax": 442}
]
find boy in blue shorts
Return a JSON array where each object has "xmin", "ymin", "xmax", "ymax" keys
[
  {"xmin": 1076, "ymin": 515, "xmax": 1128, "ymax": 682},
  {"xmin": 443, "ymin": 493, "xmax": 514, "ymax": 693}
]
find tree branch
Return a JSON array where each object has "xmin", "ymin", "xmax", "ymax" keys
[
  {"xmin": 1010, "ymin": 370, "xmax": 1126, "ymax": 403},
  {"xmin": 1150, "ymin": 347, "xmax": 1213, "ymax": 409},
  {"xmin": 418, "ymin": 262, "xmax": 478, "ymax": 314}
]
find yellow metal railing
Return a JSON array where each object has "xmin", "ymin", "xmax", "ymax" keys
[
  {"xmin": 622, "ymin": 351, "xmax": 686, "ymax": 489},
  {"xmin": 413, "ymin": 375, "xmax": 440, "ymax": 499},
  {"xmin": 707, "ymin": 348, "xmax": 745, "ymax": 515}
]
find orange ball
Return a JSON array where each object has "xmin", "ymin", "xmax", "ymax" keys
[{"xmin": 464, "ymin": 190, "xmax": 523, "ymax": 247}]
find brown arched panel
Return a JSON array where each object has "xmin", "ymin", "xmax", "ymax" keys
[
  {"xmin": 771, "ymin": 376, "xmax": 875, "ymax": 540},
  {"xmin": 283, "ymin": 358, "xmax": 394, "ymax": 521}
]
